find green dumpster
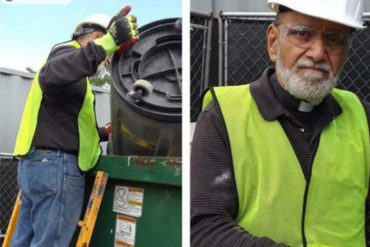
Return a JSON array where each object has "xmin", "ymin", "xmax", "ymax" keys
[{"xmin": 74, "ymin": 155, "xmax": 181, "ymax": 247}]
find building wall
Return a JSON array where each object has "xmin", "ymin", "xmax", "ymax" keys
[
  {"xmin": 0, "ymin": 67, "xmax": 110, "ymax": 154},
  {"xmin": 191, "ymin": 0, "xmax": 370, "ymax": 15}
]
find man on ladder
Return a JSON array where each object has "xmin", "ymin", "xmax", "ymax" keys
[{"xmin": 9, "ymin": 6, "xmax": 138, "ymax": 247}]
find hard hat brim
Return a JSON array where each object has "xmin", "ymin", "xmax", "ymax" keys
[{"xmin": 268, "ymin": 2, "xmax": 367, "ymax": 30}]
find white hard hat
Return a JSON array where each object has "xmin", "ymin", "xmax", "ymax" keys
[
  {"xmin": 267, "ymin": 0, "xmax": 366, "ymax": 30},
  {"xmin": 72, "ymin": 13, "xmax": 110, "ymax": 39},
  {"xmin": 78, "ymin": 13, "xmax": 110, "ymax": 30}
]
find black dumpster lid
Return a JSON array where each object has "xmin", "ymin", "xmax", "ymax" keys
[{"xmin": 111, "ymin": 18, "xmax": 182, "ymax": 122}]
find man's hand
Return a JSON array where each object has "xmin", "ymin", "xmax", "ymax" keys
[
  {"xmin": 104, "ymin": 123, "xmax": 112, "ymax": 141},
  {"xmin": 103, "ymin": 55, "xmax": 112, "ymax": 67},
  {"xmin": 94, "ymin": 6, "xmax": 139, "ymax": 55},
  {"xmin": 108, "ymin": 5, "xmax": 131, "ymax": 28}
]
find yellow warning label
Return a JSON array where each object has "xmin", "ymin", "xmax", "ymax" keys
[
  {"xmin": 114, "ymin": 215, "xmax": 136, "ymax": 247},
  {"xmin": 113, "ymin": 186, "xmax": 144, "ymax": 217}
]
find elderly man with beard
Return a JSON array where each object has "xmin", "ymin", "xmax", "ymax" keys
[
  {"xmin": 11, "ymin": 8, "xmax": 138, "ymax": 247},
  {"xmin": 191, "ymin": 0, "xmax": 370, "ymax": 247}
]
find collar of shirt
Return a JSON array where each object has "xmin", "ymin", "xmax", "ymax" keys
[
  {"xmin": 250, "ymin": 67, "xmax": 342, "ymax": 120},
  {"xmin": 250, "ymin": 67, "xmax": 343, "ymax": 144},
  {"xmin": 269, "ymin": 73, "xmax": 312, "ymax": 113}
]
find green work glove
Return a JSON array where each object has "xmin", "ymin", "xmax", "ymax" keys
[{"xmin": 94, "ymin": 14, "xmax": 139, "ymax": 55}]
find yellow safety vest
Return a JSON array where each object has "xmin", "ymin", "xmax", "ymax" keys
[
  {"xmin": 14, "ymin": 40, "xmax": 101, "ymax": 171},
  {"xmin": 203, "ymin": 85, "xmax": 369, "ymax": 247}
]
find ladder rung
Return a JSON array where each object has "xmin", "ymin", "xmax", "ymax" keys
[
  {"xmin": 2, "ymin": 191, "xmax": 22, "ymax": 247},
  {"xmin": 76, "ymin": 171, "xmax": 109, "ymax": 247}
]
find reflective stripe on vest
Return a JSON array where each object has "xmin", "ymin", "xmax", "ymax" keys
[
  {"xmin": 14, "ymin": 40, "xmax": 101, "ymax": 171},
  {"xmin": 203, "ymin": 85, "xmax": 369, "ymax": 247}
]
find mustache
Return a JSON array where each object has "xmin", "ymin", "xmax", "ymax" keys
[{"xmin": 296, "ymin": 59, "xmax": 331, "ymax": 73}]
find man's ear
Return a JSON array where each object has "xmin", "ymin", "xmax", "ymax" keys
[
  {"xmin": 92, "ymin": 31, "xmax": 103, "ymax": 40},
  {"xmin": 266, "ymin": 24, "xmax": 278, "ymax": 62}
]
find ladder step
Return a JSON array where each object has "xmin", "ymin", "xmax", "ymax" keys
[
  {"xmin": 2, "ymin": 191, "xmax": 21, "ymax": 247},
  {"xmin": 76, "ymin": 171, "xmax": 109, "ymax": 247}
]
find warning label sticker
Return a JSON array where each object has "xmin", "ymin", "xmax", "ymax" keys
[
  {"xmin": 113, "ymin": 186, "xmax": 144, "ymax": 217},
  {"xmin": 114, "ymin": 215, "xmax": 136, "ymax": 247}
]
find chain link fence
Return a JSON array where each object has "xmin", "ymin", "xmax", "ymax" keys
[
  {"xmin": 223, "ymin": 15, "xmax": 274, "ymax": 86},
  {"xmin": 0, "ymin": 154, "xmax": 18, "ymax": 244},
  {"xmin": 190, "ymin": 13, "xmax": 213, "ymax": 122},
  {"xmin": 190, "ymin": 13, "xmax": 370, "ymax": 120},
  {"xmin": 221, "ymin": 14, "xmax": 370, "ymax": 102}
]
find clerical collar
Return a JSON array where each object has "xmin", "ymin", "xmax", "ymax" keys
[
  {"xmin": 269, "ymin": 73, "xmax": 315, "ymax": 112},
  {"xmin": 298, "ymin": 101, "xmax": 314, "ymax": 112}
]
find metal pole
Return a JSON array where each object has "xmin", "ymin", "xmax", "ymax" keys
[
  {"xmin": 191, "ymin": 11, "xmax": 213, "ymax": 18},
  {"xmin": 222, "ymin": 11, "xmax": 370, "ymax": 19},
  {"xmin": 218, "ymin": 12, "xmax": 223, "ymax": 86},
  {"xmin": 221, "ymin": 12, "xmax": 276, "ymax": 17},
  {"xmin": 363, "ymin": 13, "xmax": 370, "ymax": 21},
  {"xmin": 204, "ymin": 16, "xmax": 213, "ymax": 90},
  {"xmin": 224, "ymin": 19, "xmax": 228, "ymax": 86},
  {"xmin": 199, "ymin": 19, "xmax": 208, "ymax": 94},
  {"xmin": 190, "ymin": 23, "xmax": 208, "ymax": 30},
  {"xmin": 0, "ymin": 153, "xmax": 14, "ymax": 158}
]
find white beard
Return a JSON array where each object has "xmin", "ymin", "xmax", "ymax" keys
[{"xmin": 275, "ymin": 48, "xmax": 340, "ymax": 105}]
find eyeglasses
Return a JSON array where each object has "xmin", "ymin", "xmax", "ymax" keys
[{"xmin": 274, "ymin": 23, "xmax": 352, "ymax": 54}]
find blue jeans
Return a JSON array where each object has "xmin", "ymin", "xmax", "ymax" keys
[{"xmin": 11, "ymin": 148, "xmax": 85, "ymax": 247}]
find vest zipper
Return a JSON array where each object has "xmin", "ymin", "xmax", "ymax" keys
[
  {"xmin": 301, "ymin": 173, "xmax": 312, "ymax": 247},
  {"xmin": 301, "ymin": 140, "xmax": 320, "ymax": 247}
]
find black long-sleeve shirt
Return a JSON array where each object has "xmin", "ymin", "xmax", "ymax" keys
[
  {"xmin": 191, "ymin": 67, "xmax": 370, "ymax": 247},
  {"xmin": 32, "ymin": 40, "xmax": 108, "ymax": 153}
]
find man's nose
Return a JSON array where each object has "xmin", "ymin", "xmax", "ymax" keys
[{"xmin": 305, "ymin": 37, "xmax": 327, "ymax": 62}]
